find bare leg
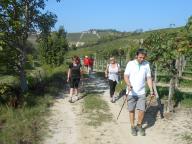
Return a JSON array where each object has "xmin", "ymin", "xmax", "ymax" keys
[
  {"xmin": 74, "ymin": 88, "xmax": 78, "ymax": 96},
  {"xmin": 69, "ymin": 88, "xmax": 74, "ymax": 97},
  {"xmin": 137, "ymin": 110, "xmax": 145, "ymax": 136},
  {"xmin": 137, "ymin": 110, "xmax": 145, "ymax": 125},
  {"xmin": 129, "ymin": 111, "xmax": 135, "ymax": 127}
]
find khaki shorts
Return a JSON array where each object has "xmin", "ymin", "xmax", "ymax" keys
[{"xmin": 127, "ymin": 94, "xmax": 146, "ymax": 111}]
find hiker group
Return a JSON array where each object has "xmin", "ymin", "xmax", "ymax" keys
[
  {"xmin": 67, "ymin": 55, "xmax": 94, "ymax": 102},
  {"xmin": 67, "ymin": 48, "xmax": 155, "ymax": 136}
]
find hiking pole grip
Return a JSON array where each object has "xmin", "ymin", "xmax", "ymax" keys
[{"xmin": 117, "ymin": 90, "xmax": 130, "ymax": 120}]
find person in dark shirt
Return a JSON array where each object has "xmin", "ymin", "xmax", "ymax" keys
[{"xmin": 67, "ymin": 56, "xmax": 82, "ymax": 103}]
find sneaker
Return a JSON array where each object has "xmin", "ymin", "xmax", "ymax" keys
[
  {"xmin": 110, "ymin": 97, "xmax": 115, "ymax": 103},
  {"xmin": 112, "ymin": 96, "xmax": 116, "ymax": 102},
  {"xmin": 131, "ymin": 126, "xmax": 137, "ymax": 136},
  {"xmin": 68, "ymin": 97, "xmax": 74, "ymax": 103},
  {"xmin": 136, "ymin": 125, "xmax": 145, "ymax": 136},
  {"xmin": 114, "ymin": 96, "xmax": 118, "ymax": 100},
  {"xmin": 75, "ymin": 95, "xmax": 80, "ymax": 100}
]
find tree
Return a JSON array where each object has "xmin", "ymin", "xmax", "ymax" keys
[
  {"xmin": 0, "ymin": 0, "xmax": 58, "ymax": 92},
  {"xmin": 71, "ymin": 44, "xmax": 77, "ymax": 50},
  {"xmin": 38, "ymin": 26, "xmax": 68, "ymax": 67},
  {"xmin": 185, "ymin": 16, "xmax": 192, "ymax": 53},
  {"xmin": 144, "ymin": 32, "xmax": 179, "ymax": 112}
]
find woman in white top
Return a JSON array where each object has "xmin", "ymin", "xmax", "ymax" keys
[{"xmin": 105, "ymin": 57, "xmax": 121, "ymax": 103}]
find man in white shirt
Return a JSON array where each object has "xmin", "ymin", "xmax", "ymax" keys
[{"xmin": 124, "ymin": 48, "xmax": 154, "ymax": 136}]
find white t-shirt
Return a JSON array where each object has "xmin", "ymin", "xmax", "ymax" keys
[
  {"xmin": 108, "ymin": 63, "xmax": 120, "ymax": 83},
  {"xmin": 124, "ymin": 60, "xmax": 151, "ymax": 95}
]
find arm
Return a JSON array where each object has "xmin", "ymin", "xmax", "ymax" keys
[
  {"xmin": 67, "ymin": 69, "xmax": 71, "ymax": 82},
  {"xmin": 147, "ymin": 77, "xmax": 154, "ymax": 95},
  {"xmin": 124, "ymin": 74, "xmax": 132, "ymax": 91},
  {"xmin": 146, "ymin": 63, "xmax": 154, "ymax": 96},
  {"xmin": 80, "ymin": 66, "xmax": 83, "ymax": 77},
  {"xmin": 105, "ymin": 64, "xmax": 109, "ymax": 78},
  {"xmin": 118, "ymin": 63, "xmax": 121, "ymax": 73},
  {"xmin": 124, "ymin": 62, "xmax": 132, "ymax": 91}
]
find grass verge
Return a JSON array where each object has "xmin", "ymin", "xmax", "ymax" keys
[
  {"xmin": 182, "ymin": 133, "xmax": 192, "ymax": 144},
  {"xmin": 0, "ymin": 94, "xmax": 53, "ymax": 144},
  {"xmin": 83, "ymin": 94, "xmax": 112, "ymax": 127}
]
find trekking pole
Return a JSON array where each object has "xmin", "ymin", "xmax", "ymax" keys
[{"xmin": 117, "ymin": 90, "xmax": 130, "ymax": 120}]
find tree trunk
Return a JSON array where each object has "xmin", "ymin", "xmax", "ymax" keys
[
  {"xmin": 154, "ymin": 64, "xmax": 157, "ymax": 83},
  {"xmin": 18, "ymin": 46, "xmax": 28, "ymax": 92},
  {"xmin": 181, "ymin": 55, "xmax": 186, "ymax": 73},
  {"xmin": 178, "ymin": 56, "xmax": 183, "ymax": 77},
  {"xmin": 153, "ymin": 81, "xmax": 164, "ymax": 118},
  {"xmin": 153, "ymin": 81, "xmax": 159, "ymax": 99},
  {"xmin": 168, "ymin": 76, "xmax": 176, "ymax": 112},
  {"xmin": 175, "ymin": 58, "xmax": 180, "ymax": 88},
  {"xmin": 19, "ymin": 66, "xmax": 28, "ymax": 92}
]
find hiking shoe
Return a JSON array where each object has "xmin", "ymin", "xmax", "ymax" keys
[
  {"xmin": 74, "ymin": 95, "xmax": 79, "ymax": 100},
  {"xmin": 131, "ymin": 126, "xmax": 137, "ymax": 136},
  {"xmin": 110, "ymin": 97, "xmax": 115, "ymax": 103},
  {"xmin": 68, "ymin": 98, "xmax": 74, "ymax": 103},
  {"xmin": 111, "ymin": 97, "xmax": 115, "ymax": 103},
  {"xmin": 113, "ymin": 96, "xmax": 116, "ymax": 102},
  {"xmin": 136, "ymin": 126, "xmax": 145, "ymax": 136}
]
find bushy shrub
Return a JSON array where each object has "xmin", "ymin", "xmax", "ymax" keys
[{"xmin": 0, "ymin": 83, "xmax": 21, "ymax": 107}]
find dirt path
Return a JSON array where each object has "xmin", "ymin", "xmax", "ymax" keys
[
  {"xmin": 42, "ymin": 92, "xmax": 80, "ymax": 144},
  {"xmin": 42, "ymin": 76, "xmax": 192, "ymax": 144}
]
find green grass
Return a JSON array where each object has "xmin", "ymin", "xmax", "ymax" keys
[
  {"xmin": 66, "ymin": 34, "xmax": 139, "ymax": 59},
  {"xmin": 156, "ymin": 75, "xmax": 192, "ymax": 88},
  {"xmin": 67, "ymin": 33, "xmax": 82, "ymax": 42},
  {"xmin": 0, "ymin": 75, "xmax": 19, "ymax": 85},
  {"xmin": 182, "ymin": 133, "xmax": 192, "ymax": 144},
  {"xmin": 83, "ymin": 94, "xmax": 112, "ymax": 127},
  {"xmin": 66, "ymin": 26, "xmax": 184, "ymax": 62},
  {"xmin": 67, "ymin": 31, "xmax": 123, "ymax": 44},
  {"xmin": 0, "ymin": 63, "xmax": 69, "ymax": 144},
  {"xmin": 157, "ymin": 75, "xmax": 171, "ymax": 83},
  {"xmin": 116, "ymin": 80, "xmax": 126, "ymax": 93},
  {"xmin": 179, "ymin": 78, "xmax": 192, "ymax": 87},
  {"xmin": 94, "ymin": 71, "xmax": 105, "ymax": 78},
  {"xmin": 183, "ymin": 71, "xmax": 192, "ymax": 77},
  {"xmin": 156, "ymin": 86, "xmax": 192, "ymax": 107},
  {"xmin": 0, "ymin": 94, "xmax": 53, "ymax": 144},
  {"xmin": 181, "ymin": 99, "xmax": 192, "ymax": 108}
]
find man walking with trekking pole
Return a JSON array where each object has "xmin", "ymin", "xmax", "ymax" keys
[{"xmin": 124, "ymin": 48, "xmax": 154, "ymax": 136}]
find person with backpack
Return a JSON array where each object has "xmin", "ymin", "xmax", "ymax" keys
[
  {"xmin": 124, "ymin": 48, "xmax": 154, "ymax": 136},
  {"xmin": 105, "ymin": 57, "xmax": 121, "ymax": 103},
  {"xmin": 67, "ymin": 56, "xmax": 82, "ymax": 103}
]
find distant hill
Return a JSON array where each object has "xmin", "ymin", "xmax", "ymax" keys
[
  {"xmin": 67, "ymin": 29, "xmax": 127, "ymax": 47},
  {"xmin": 66, "ymin": 26, "xmax": 185, "ymax": 58},
  {"xmin": 28, "ymin": 26, "xmax": 184, "ymax": 50}
]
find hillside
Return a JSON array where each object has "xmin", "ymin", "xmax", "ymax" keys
[
  {"xmin": 66, "ymin": 26, "xmax": 184, "ymax": 59},
  {"xmin": 67, "ymin": 29, "xmax": 125, "ymax": 47},
  {"xmin": 27, "ymin": 27, "xmax": 183, "ymax": 50}
]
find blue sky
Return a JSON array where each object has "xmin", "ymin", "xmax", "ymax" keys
[{"xmin": 45, "ymin": 0, "xmax": 192, "ymax": 33}]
